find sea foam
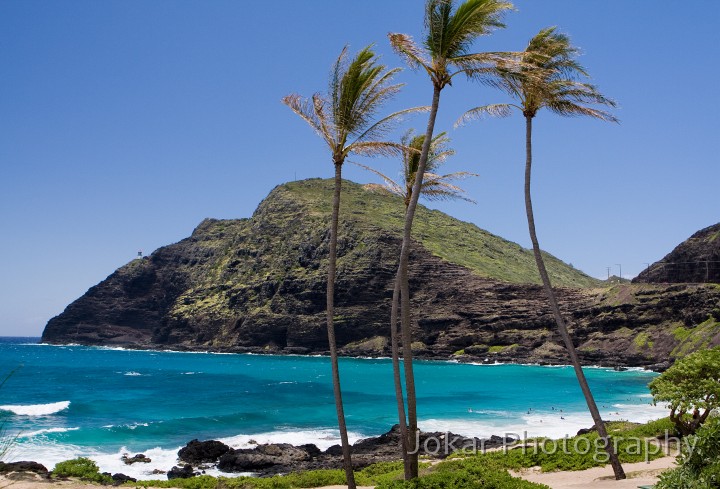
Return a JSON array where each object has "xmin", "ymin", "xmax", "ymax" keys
[
  {"xmin": 0, "ymin": 400, "xmax": 70, "ymax": 416},
  {"xmin": 20, "ymin": 427, "xmax": 80, "ymax": 438}
]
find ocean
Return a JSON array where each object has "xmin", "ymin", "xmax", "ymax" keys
[{"xmin": 0, "ymin": 337, "xmax": 666, "ymax": 479}]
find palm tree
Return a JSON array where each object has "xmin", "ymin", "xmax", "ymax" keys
[
  {"xmin": 458, "ymin": 26, "xmax": 624, "ymax": 479},
  {"xmin": 283, "ymin": 45, "xmax": 423, "ymax": 488},
  {"xmin": 355, "ymin": 131, "xmax": 476, "ymax": 473},
  {"xmin": 355, "ymin": 130, "xmax": 477, "ymax": 207},
  {"xmin": 388, "ymin": 0, "xmax": 512, "ymax": 478}
]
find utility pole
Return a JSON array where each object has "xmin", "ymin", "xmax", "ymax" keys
[
  {"xmin": 606, "ymin": 267, "xmax": 611, "ymax": 280},
  {"xmin": 616, "ymin": 264, "xmax": 622, "ymax": 282}
]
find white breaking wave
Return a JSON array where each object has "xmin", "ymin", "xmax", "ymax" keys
[
  {"xmin": 7, "ymin": 428, "xmax": 367, "ymax": 480},
  {"xmin": 19, "ymin": 427, "xmax": 80, "ymax": 438},
  {"xmin": 219, "ymin": 428, "xmax": 365, "ymax": 452},
  {"xmin": 419, "ymin": 402, "xmax": 669, "ymax": 441},
  {"xmin": 0, "ymin": 401, "xmax": 70, "ymax": 416}
]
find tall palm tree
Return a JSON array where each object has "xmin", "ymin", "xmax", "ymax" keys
[
  {"xmin": 389, "ymin": 0, "xmax": 512, "ymax": 478},
  {"xmin": 458, "ymin": 27, "xmax": 624, "ymax": 479},
  {"xmin": 355, "ymin": 131, "xmax": 476, "ymax": 473},
  {"xmin": 283, "ymin": 45, "xmax": 423, "ymax": 488}
]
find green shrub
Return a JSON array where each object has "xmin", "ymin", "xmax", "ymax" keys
[
  {"xmin": 619, "ymin": 417, "xmax": 678, "ymax": 438},
  {"xmin": 52, "ymin": 457, "xmax": 113, "ymax": 484},
  {"xmin": 129, "ymin": 461, "xmax": 410, "ymax": 489},
  {"xmin": 649, "ymin": 346, "xmax": 720, "ymax": 435},
  {"xmin": 376, "ymin": 458, "xmax": 548, "ymax": 488},
  {"xmin": 657, "ymin": 415, "xmax": 720, "ymax": 489}
]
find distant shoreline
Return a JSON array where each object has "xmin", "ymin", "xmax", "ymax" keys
[{"xmin": 28, "ymin": 339, "xmax": 662, "ymax": 372}]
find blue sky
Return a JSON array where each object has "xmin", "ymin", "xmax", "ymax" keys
[{"xmin": 1, "ymin": 1, "xmax": 718, "ymax": 336}]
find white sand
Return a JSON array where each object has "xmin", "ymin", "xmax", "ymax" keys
[{"xmin": 512, "ymin": 456, "xmax": 676, "ymax": 488}]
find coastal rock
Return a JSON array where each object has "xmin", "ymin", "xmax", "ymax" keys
[
  {"xmin": 41, "ymin": 179, "xmax": 720, "ymax": 367},
  {"xmin": 178, "ymin": 439, "xmax": 231, "ymax": 464},
  {"xmin": 208, "ymin": 425, "xmax": 518, "ymax": 476},
  {"xmin": 111, "ymin": 473, "xmax": 137, "ymax": 484},
  {"xmin": 121, "ymin": 453, "xmax": 151, "ymax": 464},
  {"xmin": 634, "ymin": 222, "xmax": 720, "ymax": 284},
  {"xmin": 167, "ymin": 464, "xmax": 197, "ymax": 479},
  {"xmin": 0, "ymin": 461, "xmax": 49, "ymax": 478},
  {"xmin": 217, "ymin": 443, "xmax": 315, "ymax": 474}
]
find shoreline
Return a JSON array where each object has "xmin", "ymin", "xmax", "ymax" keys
[
  {"xmin": 0, "ymin": 456, "xmax": 678, "ymax": 489},
  {"xmin": 6, "ymin": 413, "xmax": 675, "ymax": 482},
  {"xmin": 32, "ymin": 340, "xmax": 663, "ymax": 372}
]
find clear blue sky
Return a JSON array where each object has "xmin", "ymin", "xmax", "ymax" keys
[{"xmin": 1, "ymin": 1, "xmax": 718, "ymax": 336}]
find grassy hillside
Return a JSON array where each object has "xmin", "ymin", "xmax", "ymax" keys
[{"xmin": 285, "ymin": 178, "xmax": 600, "ymax": 288}]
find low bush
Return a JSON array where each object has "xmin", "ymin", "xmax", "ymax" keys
[
  {"xmin": 656, "ymin": 415, "xmax": 720, "ymax": 489},
  {"xmin": 52, "ymin": 457, "xmax": 113, "ymax": 484},
  {"xmin": 376, "ymin": 458, "xmax": 548, "ymax": 489}
]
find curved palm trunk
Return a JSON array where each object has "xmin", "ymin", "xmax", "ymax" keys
[
  {"xmin": 327, "ymin": 162, "xmax": 357, "ymax": 489},
  {"xmin": 394, "ymin": 84, "xmax": 442, "ymax": 480},
  {"xmin": 524, "ymin": 115, "xmax": 626, "ymax": 480},
  {"xmin": 389, "ymin": 278, "xmax": 410, "ymax": 478}
]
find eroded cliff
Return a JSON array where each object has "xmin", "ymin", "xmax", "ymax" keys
[{"xmin": 42, "ymin": 179, "xmax": 720, "ymax": 368}]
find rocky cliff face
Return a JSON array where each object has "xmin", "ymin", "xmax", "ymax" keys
[
  {"xmin": 634, "ymin": 223, "xmax": 720, "ymax": 284},
  {"xmin": 42, "ymin": 179, "xmax": 720, "ymax": 368}
]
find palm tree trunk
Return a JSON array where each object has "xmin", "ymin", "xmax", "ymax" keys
[
  {"xmin": 524, "ymin": 115, "xmax": 626, "ymax": 480},
  {"xmin": 394, "ymin": 84, "xmax": 443, "ymax": 479},
  {"xmin": 389, "ymin": 277, "xmax": 410, "ymax": 478},
  {"xmin": 327, "ymin": 162, "xmax": 356, "ymax": 489}
]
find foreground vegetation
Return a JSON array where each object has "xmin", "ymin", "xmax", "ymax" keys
[
  {"xmin": 649, "ymin": 346, "xmax": 720, "ymax": 435},
  {"xmin": 127, "ymin": 460, "xmax": 546, "ymax": 489},
  {"xmin": 657, "ymin": 415, "xmax": 720, "ymax": 489},
  {"xmin": 112, "ymin": 418, "xmax": 674, "ymax": 489}
]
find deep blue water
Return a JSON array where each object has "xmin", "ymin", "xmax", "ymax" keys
[{"xmin": 0, "ymin": 337, "xmax": 665, "ymax": 478}]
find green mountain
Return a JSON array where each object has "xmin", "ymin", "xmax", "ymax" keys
[
  {"xmin": 42, "ymin": 179, "xmax": 720, "ymax": 368},
  {"xmin": 286, "ymin": 179, "xmax": 600, "ymax": 287}
]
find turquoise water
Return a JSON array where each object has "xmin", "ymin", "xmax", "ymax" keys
[{"xmin": 0, "ymin": 337, "xmax": 665, "ymax": 478}]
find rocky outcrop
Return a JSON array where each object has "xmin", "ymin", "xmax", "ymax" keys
[
  {"xmin": 177, "ymin": 426, "xmax": 515, "ymax": 477},
  {"xmin": 634, "ymin": 222, "xmax": 720, "ymax": 284},
  {"xmin": 167, "ymin": 465, "xmax": 198, "ymax": 479},
  {"xmin": 0, "ymin": 461, "xmax": 49, "ymax": 478},
  {"xmin": 41, "ymin": 179, "xmax": 720, "ymax": 368},
  {"xmin": 121, "ymin": 453, "xmax": 151, "ymax": 465},
  {"xmin": 178, "ymin": 439, "xmax": 231, "ymax": 464}
]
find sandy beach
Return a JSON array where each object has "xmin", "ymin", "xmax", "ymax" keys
[
  {"xmin": 0, "ymin": 456, "xmax": 676, "ymax": 489},
  {"xmin": 512, "ymin": 456, "xmax": 675, "ymax": 488}
]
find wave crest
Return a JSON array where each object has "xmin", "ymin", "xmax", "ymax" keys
[{"xmin": 0, "ymin": 401, "xmax": 71, "ymax": 416}]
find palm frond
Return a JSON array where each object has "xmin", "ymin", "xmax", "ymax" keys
[
  {"xmin": 388, "ymin": 33, "xmax": 432, "ymax": 74},
  {"xmin": 350, "ymin": 106, "xmax": 429, "ymax": 146},
  {"xmin": 282, "ymin": 93, "xmax": 329, "ymax": 144},
  {"xmin": 426, "ymin": 0, "xmax": 512, "ymax": 60},
  {"xmin": 362, "ymin": 183, "xmax": 395, "ymax": 195},
  {"xmin": 351, "ymin": 161, "xmax": 405, "ymax": 197},
  {"xmin": 455, "ymin": 103, "xmax": 514, "ymax": 127},
  {"xmin": 474, "ymin": 26, "xmax": 617, "ymax": 122},
  {"xmin": 285, "ymin": 45, "xmax": 413, "ymax": 166},
  {"xmin": 444, "ymin": 0, "xmax": 511, "ymax": 57},
  {"xmin": 311, "ymin": 94, "xmax": 335, "ymax": 147},
  {"xmin": 420, "ymin": 171, "xmax": 478, "ymax": 203},
  {"xmin": 347, "ymin": 141, "xmax": 407, "ymax": 159},
  {"xmin": 329, "ymin": 45, "xmax": 350, "ymax": 122},
  {"xmin": 352, "ymin": 126, "xmax": 478, "ymax": 207},
  {"xmin": 546, "ymin": 100, "xmax": 618, "ymax": 122}
]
